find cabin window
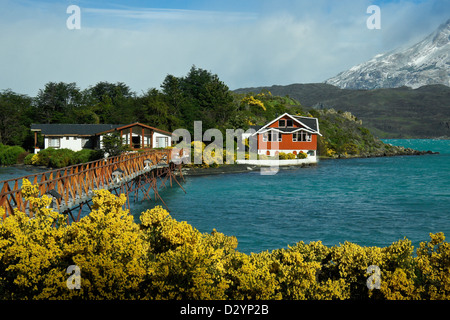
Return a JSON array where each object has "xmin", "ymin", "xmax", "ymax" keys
[
  {"xmin": 262, "ymin": 132, "xmax": 281, "ymax": 142},
  {"xmin": 286, "ymin": 119, "xmax": 293, "ymax": 127},
  {"xmin": 305, "ymin": 132, "xmax": 312, "ymax": 142},
  {"xmin": 156, "ymin": 137, "xmax": 168, "ymax": 148},
  {"xmin": 293, "ymin": 132, "xmax": 312, "ymax": 142},
  {"xmin": 48, "ymin": 137, "xmax": 60, "ymax": 148},
  {"xmin": 278, "ymin": 120, "xmax": 286, "ymax": 127}
]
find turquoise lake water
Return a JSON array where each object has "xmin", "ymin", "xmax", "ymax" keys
[
  {"xmin": 131, "ymin": 139, "xmax": 450, "ymax": 253},
  {"xmin": 1, "ymin": 139, "xmax": 449, "ymax": 254}
]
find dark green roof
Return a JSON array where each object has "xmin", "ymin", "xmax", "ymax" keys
[{"xmin": 31, "ymin": 124, "xmax": 125, "ymax": 136}]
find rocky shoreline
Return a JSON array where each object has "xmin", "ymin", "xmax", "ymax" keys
[{"xmin": 330, "ymin": 145, "xmax": 439, "ymax": 160}]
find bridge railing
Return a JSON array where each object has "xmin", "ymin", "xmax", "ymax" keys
[{"xmin": 0, "ymin": 149, "xmax": 172, "ymax": 218}]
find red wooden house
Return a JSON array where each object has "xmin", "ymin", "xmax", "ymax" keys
[{"xmin": 252, "ymin": 113, "xmax": 321, "ymax": 159}]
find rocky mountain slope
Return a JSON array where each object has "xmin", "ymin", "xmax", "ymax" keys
[{"xmin": 325, "ymin": 19, "xmax": 450, "ymax": 90}]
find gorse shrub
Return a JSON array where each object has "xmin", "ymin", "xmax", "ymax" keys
[{"xmin": 0, "ymin": 181, "xmax": 449, "ymax": 300}]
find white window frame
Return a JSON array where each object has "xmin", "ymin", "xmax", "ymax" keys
[
  {"xmin": 293, "ymin": 131, "xmax": 312, "ymax": 142},
  {"xmin": 48, "ymin": 137, "xmax": 61, "ymax": 148},
  {"xmin": 262, "ymin": 131, "xmax": 282, "ymax": 142},
  {"xmin": 262, "ymin": 133, "xmax": 268, "ymax": 142},
  {"xmin": 156, "ymin": 136, "xmax": 168, "ymax": 148},
  {"xmin": 306, "ymin": 132, "xmax": 312, "ymax": 142}
]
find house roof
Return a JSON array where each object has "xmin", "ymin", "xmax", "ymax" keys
[
  {"xmin": 291, "ymin": 115, "xmax": 320, "ymax": 132},
  {"xmin": 31, "ymin": 123, "xmax": 172, "ymax": 137},
  {"xmin": 253, "ymin": 113, "xmax": 321, "ymax": 136},
  {"xmin": 31, "ymin": 124, "xmax": 124, "ymax": 136},
  {"xmin": 96, "ymin": 122, "xmax": 172, "ymax": 136}
]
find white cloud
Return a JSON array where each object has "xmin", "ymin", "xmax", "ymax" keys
[
  {"xmin": 83, "ymin": 7, "xmax": 258, "ymax": 23},
  {"xmin": 0, "ymin": 0, "xmax": 447, "ymax": 96}
]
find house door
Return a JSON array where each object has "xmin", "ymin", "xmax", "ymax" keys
[{"xmin": 132, "ymin": 136, "xmax": 141, "ymax": 149}]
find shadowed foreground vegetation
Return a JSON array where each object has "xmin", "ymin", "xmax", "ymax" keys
[{"xmin": 0, "ymin": 180, "xmax": 449, "ymax": 300}]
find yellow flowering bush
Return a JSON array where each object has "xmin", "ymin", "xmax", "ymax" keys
[
  {"xmin": 279, "ymin": 152, "xmax": 296, "ymax": 160},
  {"xmin": 297, "ymin": 151, "xmax": 307, "ymax": 159},
  {"xmin": 140, "ymin": 209, "xmax": 235, "ymax": 299},
  {"xmin": 0, "ymin": 179, "xmax": 67, "ymax": 299},
  {"xmin": 1, "ymin": 180, "xmax": 450, "ymax": 300},
  {"xmin": 31, "ymin": 153, "xmax": 39, "ymax": 165},
  {"xmin": 61, "ymin": 189, "xmax": 148, "ymax": 299},
  {"xmin": 241, "ymin": 96, "xmax": 266, "ymax": 112},
  {"xmin": 415, "ymin": 232, "xmax": 450, "ymax": 299}
]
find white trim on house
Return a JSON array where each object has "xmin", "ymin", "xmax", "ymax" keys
[
  {"xmin": 252, "ymin": 113, "xmax": 321, "ymax": 136},
  {"xmin": 258, "ymin": 127, "xmax": 318, "ymax": 135},
  {"xmin": 153, "ymin": 132, "xmax": 170, "ymax": 148}
]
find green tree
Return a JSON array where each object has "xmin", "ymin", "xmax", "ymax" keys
[
  {"xmin": 101, "ymin": 132, "xmax": 126, "ymax": 157},
  {"xmin": 35, "ymin": 82, "xmax": 82, "ymax": 124},
  {"xmin": 137, "ymin": 88, "xmax": 181, "ymax": 132},
  {"xmin": 0, "ymin": 90, "xmax": 33, "ymax": 147},
  {"xmin": 161, "ymin": 74, "xmax": 184, "ymax": 117},
  {"xmin": 162, "ymin": 66, "xmax": 235, "ymax": 133},
  {"xmin": 83, "ymin": 82, "xmax": 136, "ymax": 124}
]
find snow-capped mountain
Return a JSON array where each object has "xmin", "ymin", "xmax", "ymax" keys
[{"xmin": 325, "ymin": 19, "xmax": 450, "ymax": 89}]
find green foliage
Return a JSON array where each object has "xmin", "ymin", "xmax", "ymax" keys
[
  {"xmin": 0, "ymin": 144, "xmax": 26, "ymax": 165},
  {"xmin": 233, "ymin": 90, "xmax": 303, "ymax": 129},
  {"xmin": 23, "ymin": 153, "xmax": 34, "ymax": 165},
  {"xmin": 164, "ymin": 65, "xmax": 235, "ymax": 133},
  {"xmin": 297, "ymin": 151, "xmax": 307, "ymax": 159},
  {"xmin": 101, "ymin": 132, "xmax": 127, "ymax": 157},
  {"xmin": 29, "ymin": 148, "xmax": 103, "ymax": 168},
  {"xmin": 73, "ymin": 149, "xmax": 103, "ymax": 163},
  {"xmin": 33, "ymin": 148, "xmax": 74, "ymax": 167},
  {"xmin": 0, "ymin": 90, "xmax": 33, "ymax": 148},
  {"xmin": 315, "ymin": 109, "xmax": 391, "ymax": 157},
  {"xmin": 35, "ymin": 82, "xmax": 83, "ymax": 124}
]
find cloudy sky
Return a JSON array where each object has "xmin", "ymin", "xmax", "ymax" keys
[{"xmin": 0, "ymin": 0, "xmax": 448, "ymax": 96}]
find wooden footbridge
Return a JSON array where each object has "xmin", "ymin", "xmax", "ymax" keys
[{"xmin": 0, "ymin": 149, "xmax": 186, "ymax": 222}]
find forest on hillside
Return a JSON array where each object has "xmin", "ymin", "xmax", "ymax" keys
[
  {"xmin": 0, "ymin": 66, "xmax": 414, "ymax": 164},
  {"xmin": 0, "ymin": 66, "xmax": 302, "ymax": 151}
]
